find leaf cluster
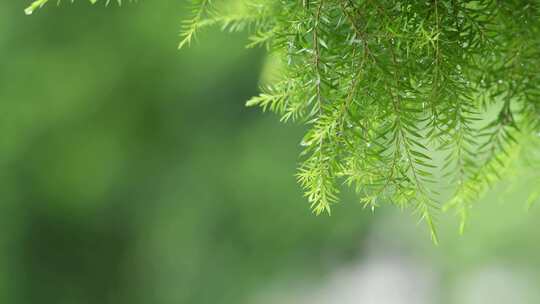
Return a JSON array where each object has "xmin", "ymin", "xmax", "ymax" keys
[
  {"xmin": 25, "ymin": 0, "xmax": 128, "ymax": 15},
  {"xmin": 176, "ymin": 0, "xmax": 540, "ymax": 242}
]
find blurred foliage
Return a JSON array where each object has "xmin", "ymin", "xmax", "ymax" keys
[{"xmin": 0, "ymin": 2, "xmax": 372, "ymax": 303}]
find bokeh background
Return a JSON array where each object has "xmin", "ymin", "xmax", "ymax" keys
[{"xmin": 1, "ymin": 1, "xmax": 539, "ymax": 303}]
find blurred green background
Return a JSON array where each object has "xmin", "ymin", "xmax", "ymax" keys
[{"xmin": 1, "ymin": 2, "xmax": 540, "ymax": 304}]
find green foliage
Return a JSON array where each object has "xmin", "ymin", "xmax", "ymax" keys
[
  {"xmin": 26, "ymin": 0, "xmax": 540, "ymax": 241},
  {"xmin": 176, "ymin": 0, "xmax": 540, "ymax": 242},
  {"xmin": 24, "ymin": 0, "xmax": 124, "ymax": 15}
]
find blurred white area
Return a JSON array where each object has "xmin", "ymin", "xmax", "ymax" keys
[
  {"xmin": 286, "ymin": 213, "xmax": 436, "ymax": 304},
  {"xmin": 257, "ymin": 208, "xmax": 540, "ymax": 304},
  {"xmin": 257, "ymin": 214, "xmax": 437, "ymax": 304},
  {"xmin": 296, "ymin": 255, "xmax": 435, "ymax": 304},
  {"xmin": 452, "ymin": 265, "xmax": 536, "ymax": 304}
]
